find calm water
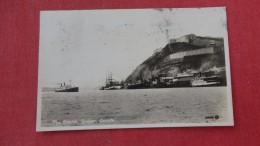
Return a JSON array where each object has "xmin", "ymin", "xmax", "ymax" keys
[{"xmin": 41, "ymin": 87, "xmax": 228, "ymax": 127}]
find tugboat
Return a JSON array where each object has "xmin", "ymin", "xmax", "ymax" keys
[{"xmin": 55, "ymin": 81, "xmax": 79, "ymax": 92}]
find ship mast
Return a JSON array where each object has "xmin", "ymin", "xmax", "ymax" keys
[
  {"xmin": 105, "ymin": 71, "xmax": 113, "ymax": 86},
  {"xmin": 106, "ymin": 73, "xmax": 108, "ymax": 85},
  {"xmin": 110, "ymin": 72, "xmax": 113, "ymax": 81},
  {"xmin": 109, "ymin": 72, "xmax": 112, "ymax": 85}
]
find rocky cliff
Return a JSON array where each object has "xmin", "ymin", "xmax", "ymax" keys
[{"xmin": 126, "ymin": 34, "xmax": 225, "ymax": 82}]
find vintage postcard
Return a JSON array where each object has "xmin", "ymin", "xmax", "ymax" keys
[{"xmin": 37, "ymin": 7, "xmax": 234, "ymax": 131}]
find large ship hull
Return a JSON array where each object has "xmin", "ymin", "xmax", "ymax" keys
[
  {"xmin": 104, "ymin": 86, "xmax": 122, "ymax": 90},
  {"xmin": 191, "ymin": 81, "xmax": 220, "ymax": 87},
  {"xmin": 55, "ymin": 87, "xmax": 79, "ymax": 92},
  {"xmin": 191, "ymin": 77, "xmax": 221, "ymax": 87},
  {"xmin": 127, "ymin": 83, "xmax": 147, "ymax": 89}
]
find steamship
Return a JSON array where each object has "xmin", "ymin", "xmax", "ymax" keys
[{"xmin": 55, "ymin": 81, "xmax": 79, "ymax": 92}]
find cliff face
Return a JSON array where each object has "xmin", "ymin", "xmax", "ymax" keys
[{"xmin": 126, "ymin": 34, "xmax": 225, "ymax": 82}]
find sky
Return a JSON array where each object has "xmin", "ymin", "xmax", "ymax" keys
[{"xmin": 39, "ymin": 7, "xmax": 228, "ymax": 89}]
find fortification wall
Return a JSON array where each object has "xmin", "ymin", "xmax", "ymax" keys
[{"xmin": 169, "ymin": 47, "xmax": 215, "ymax": 59}]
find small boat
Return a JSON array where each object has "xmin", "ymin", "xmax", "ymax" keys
[{"xmin": 55, "ymin": 81, "xmax": 79, "ymax": 92}]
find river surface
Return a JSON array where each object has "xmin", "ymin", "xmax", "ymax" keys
[{"xmin": 41, "ymin": 87, "xmax": 228, "ymax": 127}]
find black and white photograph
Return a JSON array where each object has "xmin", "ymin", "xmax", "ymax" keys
[{"xmin": 37, "ymin": 7, "xmax": 234, "ymax": 131}]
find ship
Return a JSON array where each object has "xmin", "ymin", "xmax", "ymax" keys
[
  {"xmin": 191, "ymin": 76, "xmax": 221, "ymax": 87},
  {"xmin": 171, "ymin": 73, "xmax": 194, "ymax": 87},
  {"xmin": 126, "ymin": 81, "xmax": 149, "ymax": 89},
  {"xmin": 190, "ymin": 69, "xmax": 226, "ymax": 87},
  {"xmin": 55, "ymin": 81, "xmax": 79, "ymax": 92},
  {"xmin": 100, "ymin": 72, "xmax": 123, "ymax": 90},
  {"xmin": 126, "ymin": 73, "xmax": 151, "ymax": 89},
  {"xmin": 159, "ymin": 70, "xmax": 224, "ymax": 88}
]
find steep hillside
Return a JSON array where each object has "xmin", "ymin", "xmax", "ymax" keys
[{"xmin": 126, "ymin": 34, "xmax": 225, "ymax": 82}]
